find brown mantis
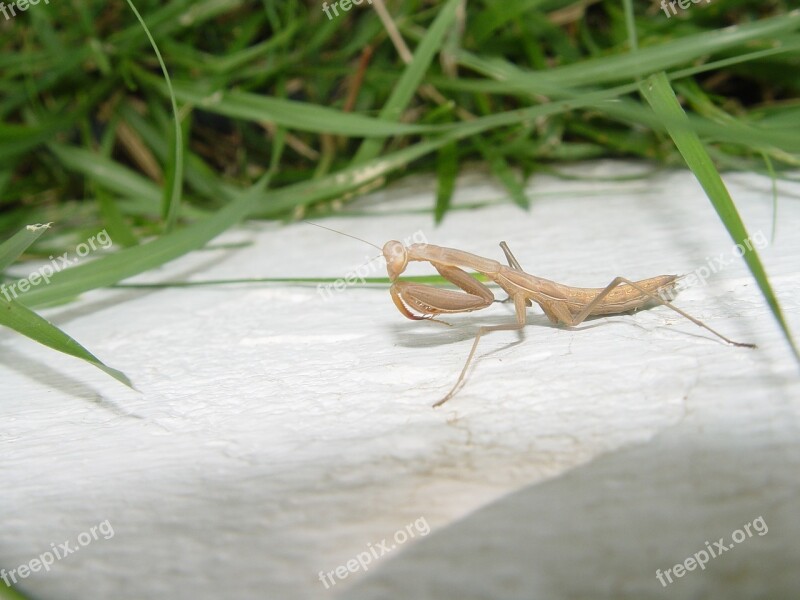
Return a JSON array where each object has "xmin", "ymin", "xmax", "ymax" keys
[{"xmin": 308, "ymin": 223, "xmax": 756, "ymax": 407}]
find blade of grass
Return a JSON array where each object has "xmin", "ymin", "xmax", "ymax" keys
[
  {"xmin": 112, "ymin": 274, "xmax": 487, "ymax": 288},
  {"xmin": 0, "ymin": 223, "xmax": 52, "ymax": 272},
  {"xmin": 15, "ymin": 177, "xmax": 269, "ymax": 308},
  {"xmin": 96, "ymin": 190, "xmax": 140, "ymax": 248},
  {"xmin": 0, "ymin": 582, "xmax": 35, "ymax": 600},
  {"xmin": 761, "ymin": 151, "xmax": 779, "ymax": 243},
  {"xmin": 49, "ymin": 143, "xmax": 162, "ymax": 204},
  {"xmin": 136, "ymin": 68, "xmax": 437, "ymax": 137},
  {"xmin": 474, "ymin": 136, "xmax": 529, "ymax": 210},
  {"xmin": 640, "ymin": 71, "xmax": 799, "ymax": 364},
  {"xmin": 469, "ymin": 10, "xmax": 800, "ymax": 89},
  {"xmin": 351, "ymin": 0, "xmax": 462, "ymax": 164},
  {"xmin": 434, "ymin": 141, "xmax": 458, "ymax": 224},
  {"xmin": 123, "ymin": 0, "xmax": 184, "ymax": 232},
  {"xmin": 0, "ymin": 295, "xmax": 131, "ymax": 386},
  {"xmin": 48, "ymin": 143, "xmax": 208, "ymax": 220},
  {"xmin": 457, "ymin": 50, "xmax": 800, "ymax": 153}
]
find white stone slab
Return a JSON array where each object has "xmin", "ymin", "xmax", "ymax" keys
[{"xmin": 1, "ymin": 162, "xmax": 798, "ymax": 599}]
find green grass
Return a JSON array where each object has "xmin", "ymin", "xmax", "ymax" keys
[{"xmin": 1, "ymin": 0, "xmax": 799, "ymax": 438}]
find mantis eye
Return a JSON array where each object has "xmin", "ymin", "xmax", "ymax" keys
[{"xmin": 382, "ymin": 241, "xmax": 408, "ymax": 280}]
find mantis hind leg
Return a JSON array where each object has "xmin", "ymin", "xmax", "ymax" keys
[{"xmin": 565, "ymin": 276, "xmax": 755, "ymax": 348}]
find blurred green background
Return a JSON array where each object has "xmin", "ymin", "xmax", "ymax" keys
[{"xmin": 2, "ymin": 0, "xmax": 798, "ymax": 237}]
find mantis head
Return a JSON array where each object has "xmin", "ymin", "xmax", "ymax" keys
[{"xmin": 383, "ymin": 241, "xmax": 408, "ymax": 281}]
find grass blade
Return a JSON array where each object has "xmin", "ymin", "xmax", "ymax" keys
[
  {"xmin": 0, "ymin": 223, "xmax": 52, "ymax": 272},
  {"xmin": 640, "ymin": 71, "xmax": 799, "ymax": 363},
  {"xmin": 138, "ymin": 70, "xmax": 436, "ymax": 137},
  {"xmin": 122, "ymin": 0, "xmax": 184, "ymax": 231},
  {"xmin": 16, "ymin": 180, "xmax": 268, "ymax": 308},
  {"xmin": 434, "ymin": 141, "xmax": 458, "ymax": 224},
  {"xmin": 0, "ymin": 296, "xmax": 131, "ymax": 386},
  {"xmin": 0, "ymin": 583, "xmax": 35, "ymax": 600},
  {"xmin": 352, "ymin": 0, "xmax": 462, "ymax": 164},
  {"xmin": 475, "ymin": 136, "xmax": 528, "ymax": 210}
]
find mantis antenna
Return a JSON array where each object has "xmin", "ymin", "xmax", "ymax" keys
[{"xmin": 304, "ymin": 221, "xmax": 382, "ymax": 252}]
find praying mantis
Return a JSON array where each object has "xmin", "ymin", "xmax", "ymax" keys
[{"xmin": 309, "ymin": 223, "xmax": 756, "ymax": 407}]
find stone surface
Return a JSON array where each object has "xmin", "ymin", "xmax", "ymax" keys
[{"xmin": 1, "ymin": 162, "xmax": 798, "ymax": 599}]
